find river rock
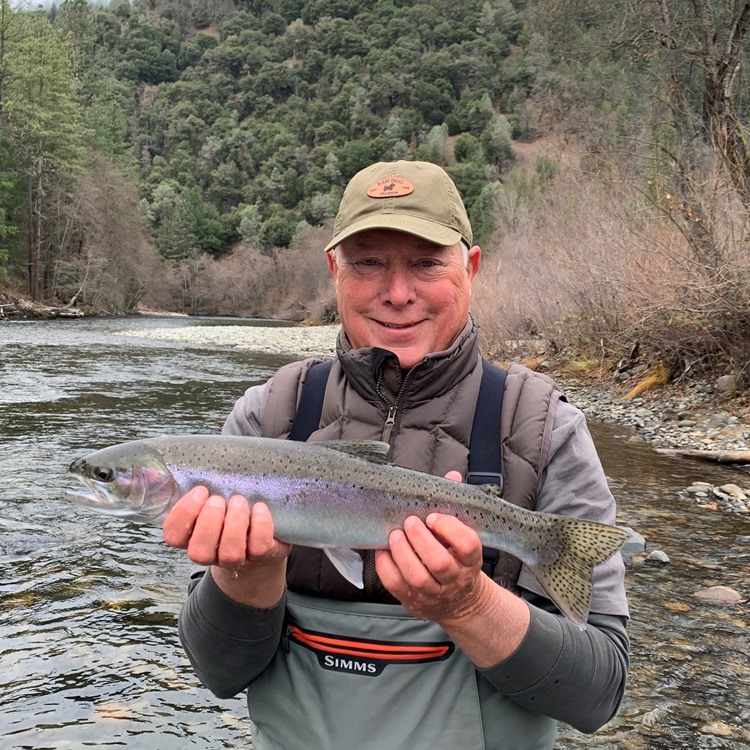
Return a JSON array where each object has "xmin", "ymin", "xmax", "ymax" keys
[
  {"xmin": 700, "ymin": 721, "xmax": 735, "ymax": 737},
  {"xmin": 646, "ymin": 550, "xmax": 670, "ymax": 564},
  {"xmin": 716, "ymin": 375, "xmax": 737, "ymax": 393},
  {"xmin": 718, "ymin": 483, "xmax": 747, "ymax": 499},
  {"xmin": 620, "ymin": 526, "xmax": 646, "ymax": 554},
  {"xmin": 693, "ymin": 586, "xmax": 743, "ymax": 605}
]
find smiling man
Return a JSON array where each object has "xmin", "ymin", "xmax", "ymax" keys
[{"xmin": 164, "ymin": 161, "xmax": 629, "ymax": 750}]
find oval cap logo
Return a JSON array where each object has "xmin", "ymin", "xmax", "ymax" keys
[{"xmin": 367, "ymin": 177, "xmax": 414, "ymax": 198}]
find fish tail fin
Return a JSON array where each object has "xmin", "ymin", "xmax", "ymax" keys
[{"xmin": 527, "ymin": 518, "xmax": 628, "ymax": 630}]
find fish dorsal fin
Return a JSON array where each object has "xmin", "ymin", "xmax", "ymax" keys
[
  {"xmin": 478, "ymin": 483, "xmax": 504, "ymax": 498},
  {"xmin": 315, "ymin": 440, "xmax": 391, "ymax": 465}
]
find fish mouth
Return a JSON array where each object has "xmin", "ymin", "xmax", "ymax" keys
[{"xmin": 65, "ymin": 477, "xmax": 145, "ymax": 518}]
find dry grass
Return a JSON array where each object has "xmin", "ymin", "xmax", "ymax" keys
[{"xmin": 472, "ymin": 165, "xmax": 750, "ymax": 391}]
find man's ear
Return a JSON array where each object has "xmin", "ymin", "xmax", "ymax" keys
[
  {"xmin": 326, "ymin": 250, "xmax": 337, "ymax": 278},
  {"xmin": 467, "ymin": 245, "xmax": 481, "ymax": 282}
]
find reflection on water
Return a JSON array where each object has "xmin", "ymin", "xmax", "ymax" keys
[
  {"xmin": 1, "ymin": 317, "xmax": 748, "ymax": 749},
  {"xmin": 1, "ymin": 317, "xmax": 282, "ymax": 750}
]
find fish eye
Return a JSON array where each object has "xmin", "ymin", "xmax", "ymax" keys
[{"xmin": 91, "ymin": 466, "xmax": 115, "ymax": 483}]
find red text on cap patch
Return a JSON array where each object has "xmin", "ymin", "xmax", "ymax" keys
[{"xmin": 367, "ymin": 177, "xmax": 415, "ymax": 198}]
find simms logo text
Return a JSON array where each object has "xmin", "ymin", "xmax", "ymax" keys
[{"xmin": 321, "ymin": 654, "xmax": 382, "ymax": 675}]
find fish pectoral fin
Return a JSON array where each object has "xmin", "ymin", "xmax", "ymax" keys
[
  {"xmin": 315, "ymin": 440, "xmax": 391, "ymax": 464},
  {"xmin": 324, "ymin": 547, "xmax": 365, "ymax": 589}
]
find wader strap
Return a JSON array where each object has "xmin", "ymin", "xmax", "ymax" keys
[
  {"xmin": 467, "ymin": 360, "xmax": 507, "ymax": 579},
  {"xmin": 289, "ymin": 358, "xmax": 508, "ymax": 578},
  {"xmin": 289, "ymin": 361, "xmax": 333, "ymax": 442}
]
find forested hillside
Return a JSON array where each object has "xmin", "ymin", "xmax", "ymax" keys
[{"xmin": 1, "ymin": 0, "xmax": 749, "ymax": 385}]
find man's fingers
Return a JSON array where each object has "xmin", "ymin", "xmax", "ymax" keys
[
  {"xmin": 425, "ymin": 513, "xmax": 483, "ymax": 569},
  {"xmin": 387, "ymin": 524, "xmax": 440, "ymax": 590},
  {"xmin": 401, "ymin": 516, "xmax": 456, "ymax": 583},
  {"xmin": 247, "ymin": 502, "xmax": 289, "ymax": 558},
  {"xmin": 186, "ymin": 495, "xmax": 228, "ymax": 565},
  {"xmin": 217, "ymin": 495, "xmax": 251, "ymax": 567},
  {"xmin": 162, "ymin": 486, "xmax": 209, "ymax": 548}
]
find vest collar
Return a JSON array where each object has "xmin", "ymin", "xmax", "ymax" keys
[{"xmin": 335, "ymin": 316, "xmax": 480, "ymax": 405}]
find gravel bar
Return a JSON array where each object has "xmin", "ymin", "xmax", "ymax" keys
[{"xmin": 122, "ymin": 324, "xmax": 339, "ymax": 359}]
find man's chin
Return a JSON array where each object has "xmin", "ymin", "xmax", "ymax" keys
[{"xmin": 386, "ymin": 346, "xmax": 427, "ymax": 369}]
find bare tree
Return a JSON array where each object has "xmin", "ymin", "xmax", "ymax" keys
[{"xmin": 54, "ymin": 153, "xmax": 166, "ymax": 312}]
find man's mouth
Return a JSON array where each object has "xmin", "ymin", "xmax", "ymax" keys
[{"xmin": 378, "ymin": 321, "xmax": 419, "ymax": 329}]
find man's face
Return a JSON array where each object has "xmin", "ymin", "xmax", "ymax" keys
[{"xmin": 327, "ymin": 229, "xmax": 481, "ymax": 369}]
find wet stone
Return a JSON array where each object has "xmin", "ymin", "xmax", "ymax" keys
[{"xmin": 693, "ymin": 586, "xmax": 743, "ymax": 605}]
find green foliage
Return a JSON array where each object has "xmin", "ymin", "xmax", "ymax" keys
[
  {"xmin": 49, "ymin": 0, "xmax": 541, "ymax": 260},
  {"xmin": 259, "ymin": 207, "xmax": 298, "ymax": 251},
  {"xmin": 454, "ymin": 133, "xmax": 480, "ymax": 163}
]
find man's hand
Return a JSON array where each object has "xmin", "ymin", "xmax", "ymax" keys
[
  {"xmin": 375, "ymin": 511, "xmax": 486, "ymax": 622},
  {"xmin": 374, "ymin": 470, "xmax": 486, "ymax": 622},
  {"xmin": 162, "ymin": 487, "xmax": 290, "ymax": 607}
]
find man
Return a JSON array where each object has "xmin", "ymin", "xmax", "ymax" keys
[{"xmin": 163, "ymin": 160, "xmax": 629, "ymax": 749}]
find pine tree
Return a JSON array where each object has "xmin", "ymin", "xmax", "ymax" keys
[{"xmin": 3, "ymin": 10, "xmax": 84, "ymax": 299}]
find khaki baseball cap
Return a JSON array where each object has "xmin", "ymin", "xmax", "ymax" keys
[{"xmin": 324, "ymin": 160, "xmax": 473, "ymax": 252}]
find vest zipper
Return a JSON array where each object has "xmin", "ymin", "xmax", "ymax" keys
[
  {"xmin": 376, "ymin": 359, "xmax": 425, "ymax": 445},
  {"xmin": 382, "ymin": 406, "xmax": 397, "ymax": 443},
  {"xmin": 367, "ymin": 358, "xmax": 426, "ymax": 597}
]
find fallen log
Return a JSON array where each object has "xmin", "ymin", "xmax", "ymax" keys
[{"xmin": 655, "ymin": 448, "xmax": 750, "ymax": 464}]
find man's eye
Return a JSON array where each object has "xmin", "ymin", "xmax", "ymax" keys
[
  {"xmin": 353, "ymin": 258, "xmax": 382, "ymax": 272},
  {"xmin": 415, "ymin": 259, "xmax": 442, "ymax": 271}
]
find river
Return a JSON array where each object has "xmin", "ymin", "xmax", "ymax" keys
[{"xmin": 1, "ymin": 317, "xmax": 748, "ymax": 749}]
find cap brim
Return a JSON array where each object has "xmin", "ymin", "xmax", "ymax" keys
[{"xmin": 324, "ymin": 214, "xmax": 463, "ymax": 253}]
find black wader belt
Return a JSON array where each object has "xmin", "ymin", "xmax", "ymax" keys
[{"xmin": 289, "ymin": 359, "xmax": 507, "ymax": 578}]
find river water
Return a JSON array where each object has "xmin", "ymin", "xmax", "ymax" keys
[{"xmin": 1, "ymin": 317, "xmax": 748, "ymax": 749}]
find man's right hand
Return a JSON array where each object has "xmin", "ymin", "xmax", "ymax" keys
[{"xmin": 162, "ymin": 487, "xmax": 290, "ymax": 607}]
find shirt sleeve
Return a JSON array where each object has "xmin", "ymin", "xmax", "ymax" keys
[
  {"xmin": 178, "ymin": 568, "xmax": 286, "ymax": 699},
  {"xmin": 221, "ymin": 382, "xmax": 268, "ymax": 437},
  {"xmin": 480, "ymin": 593, "xmax": 630, "ymax": 733},
  {"xmin": 517, "ymin": 398, "xmax": 630, "ymax": 617},
  {"xmin": 488, "ymin": 397, "xmax": 630, "ymax": 731}
]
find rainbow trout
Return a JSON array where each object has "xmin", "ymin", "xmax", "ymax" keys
[{"xmin": 67, "ymin": 434, "xmax": 628, "ymax": 628}]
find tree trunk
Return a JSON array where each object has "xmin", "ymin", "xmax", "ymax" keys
[{"xmin": 699, "ymin": 0, "xmax": 750, "ymax": 214}]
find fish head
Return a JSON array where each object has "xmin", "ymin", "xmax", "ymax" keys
[{"xmin": 66, "ymin": 441, "xmax": 180, "ymax": 523}]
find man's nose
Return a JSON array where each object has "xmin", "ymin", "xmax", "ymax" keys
[{"xmin": 382, "ymin": 265, "xmax": 416, "ymax": 305}]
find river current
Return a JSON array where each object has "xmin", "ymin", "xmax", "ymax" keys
[{"xmin": 0, "ymin": 317, "xmax": 748, "ymax": 749}]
